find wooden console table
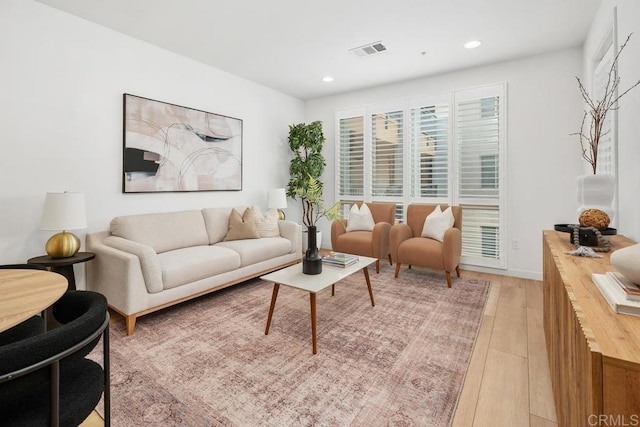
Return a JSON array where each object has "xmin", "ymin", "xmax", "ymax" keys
[{"xmin": 543, "ymin": 230, "xmax": 640, "ymax": 425}]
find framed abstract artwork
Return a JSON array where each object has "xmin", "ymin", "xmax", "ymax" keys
[{"xmin": 122, "ymin": 94, "xmax": 243, "ymax": 193}]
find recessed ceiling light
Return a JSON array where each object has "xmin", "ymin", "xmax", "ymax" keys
[
  {"xmin": 464, "ymin": 40, "xmax": 482, "ymax": 49},
  {"xmin": 322, "ymin": 76, "xmax": 334, "ymax": 82}
]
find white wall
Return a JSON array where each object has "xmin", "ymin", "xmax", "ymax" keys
[
  {"xmin": 583, "ymin": 0, "xmax": 640, "ymax": 242},
  {"xmin": 304, "ymin": 49, "xmax": 586, "ymax": 279},
  {"xmin": 0, "ymin": 0, "xmax": 303, "ymax": 287}
]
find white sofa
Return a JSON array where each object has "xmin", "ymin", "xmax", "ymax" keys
[{"xmin": 86, "ymin": 207, "xmax": 301, "ymax": 335}]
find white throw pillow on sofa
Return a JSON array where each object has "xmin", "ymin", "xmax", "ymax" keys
[
  {"xmin": 421, "ymin": 205, "xmax": 455, "ymax": 242},
  {"xmin": 346, "ymin": 203, "xmax": 375, "ymax": 232}
]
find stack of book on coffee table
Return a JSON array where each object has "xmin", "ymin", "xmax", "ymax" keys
[
  {"xmin": 592, "ymin": 271, "xmax": 640, "ymax": 316},
  {"xmin": 322, "ymin": 252, "xmax": 359, "ymax": 268}
]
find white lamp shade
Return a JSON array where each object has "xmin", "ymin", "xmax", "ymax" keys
[
  {"xmin": 40, "ymin": 192, "xmax": 87, "ymax": 231},
  {"xmin": 267, "ymin": 188, "xmax": 287, "ymax": 209}
]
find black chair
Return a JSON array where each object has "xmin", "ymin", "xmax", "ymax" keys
[
  {"xmin": 0, "ymin": 264, "xmax": 49, "ymax": 346},
  {"xmin": 0, "ymin": 316, "xmax": 44, "ymax": 347},
  {"xmin": 0, "ymin": 290, "xmax": 110, "ymax": 426}
]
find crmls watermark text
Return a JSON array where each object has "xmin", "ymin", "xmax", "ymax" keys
[{"xmin": 588, "ymin": 414, "xmax": 640, "ymax": 426}]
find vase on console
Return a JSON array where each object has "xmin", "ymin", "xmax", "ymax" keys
[
  {"xmin": 576, "ymin": 174, "xmax": 615, "ymax": 222},
  {"xmin": 303, "ymin": 225, "xmax": 322, "ymax": 275}
]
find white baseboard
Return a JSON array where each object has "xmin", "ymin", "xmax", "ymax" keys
[{"xmin": 460, "ymin": 263, "xmax": 542, "ymax": 281}]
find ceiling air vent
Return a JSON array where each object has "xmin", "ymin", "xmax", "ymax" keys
[{"xmin": 349, "ymin": 41, "xmax": 387, "ymax": 58}]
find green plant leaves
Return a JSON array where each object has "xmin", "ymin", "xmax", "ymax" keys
[{"xmin": 286, "ymin": 121, "xmax": 337, "ymax": 227}]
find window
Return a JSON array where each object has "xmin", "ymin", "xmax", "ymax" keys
[
  {"xmin": 481, "ymin": 225, "xmax": 499, "ymax": 258},
  {"xmin": 338, "ymin": 115, "xmax": 365, "ymax": 198},
  {"xmin": 371, "ymin": 110, "xmax": 403, "ymax": 197},
  {"xmin": 336, "ymin": 84, "xmax": 505, "ymax": 268},
  {"xmin": 480, "ymin": 97, "xmax": 498, "ymax": 118},
  {"xmin": 481, "ymin": 155, "xmax": 498, "ymax": 189},
  {"xmin": 455, "ymin": 87, "xmax": 504, "ymax": 267},
  {"xmin": 462, "ymin": 206, "xmax": 501, "ymax": 260},
  {"xmin": 410, "ymin": 103, "xmax": 449, "ymax": 199},
  {"xmin": 457, "ymin": 96, "xmax": 500, "ymax": 199}
]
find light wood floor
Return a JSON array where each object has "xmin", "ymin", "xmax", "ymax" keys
[
  {"xmin": 80, "ymin": 270, "xmax": 556, "ymax": 427},
  {"xmin": 452, "ymin": 271, "xmax": 557, "ymax": 427}
]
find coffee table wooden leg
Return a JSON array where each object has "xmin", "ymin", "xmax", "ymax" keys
[
  {"xmin": 310, "ymin": 292, "xmax": 317, "ymax": 354},
  {"xmin": 265, "ymin": 283, "xmax": 280, "ymax": 335},
  {"xmin": 363, "ymin": 267, "xmax": 375, "ymax": 307}
]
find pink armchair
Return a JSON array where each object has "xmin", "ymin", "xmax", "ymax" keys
[
  {"xmin": 330, "ymin": 202, "xmax": 396, "ymax": 273},
  {"xmin": 390, "ymin": 204, "xmax": 462, "ymax": 287}
]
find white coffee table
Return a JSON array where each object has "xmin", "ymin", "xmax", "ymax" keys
[{"xmin": 261, "ymin": 255, "xmax": 377, "ymax": 354}]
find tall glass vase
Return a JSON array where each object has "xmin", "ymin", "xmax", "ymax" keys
[{"xmin": 302, "ymin": 225, "xmax": 322, "ymax": 275}]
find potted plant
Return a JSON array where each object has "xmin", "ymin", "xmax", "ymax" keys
[
  {"xmin": 286, "ymin": 121, "xmax": 340, "ymax": 274},
  {"xmin": 292, "ymin": 175, "xmax": 341, "ymax": 228},
  {"xmin": 573, "ymin": 33, "xmax": 640, "ymax": 220}
]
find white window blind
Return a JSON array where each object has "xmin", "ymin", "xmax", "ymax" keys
[
  {"xmin": 457, "ymin": 97, "xmax": 500, "ymax": 199},
  {"xmin": 410, "ymin": 104, "xmax": 449, "ymax": 199},
  {"xmin": 455, "ymin": 87, "xmax": 504, "ymax": 267},
  {"xmin": 371, "ymin": 110, "xmax": 404, "ymax": 197},
  {"xmin": 338, "ymin": 116, "xmax": 365, "ymax": 198},
  {"xmin": 461, "ymin": 205, "xmax": 500, "ymax": 259}
]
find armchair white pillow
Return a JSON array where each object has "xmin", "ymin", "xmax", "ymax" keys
[
  {"xmin": 421, "ymin": 205, "xmax": 455, "ymax": 242},
  {"xmin": 346, "ymin": 203, "xmax": 375, "ymax": 232}
]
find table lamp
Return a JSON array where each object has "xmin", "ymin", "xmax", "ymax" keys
[
  {"xmin": 39, "ymin": 192, "xmax": 87, "ymax": 258},
  {"xmin": 267, "ymin": 188, "xmax": 287, "ymax": 220}
]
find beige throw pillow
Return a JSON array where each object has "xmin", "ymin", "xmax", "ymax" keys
[
  {"xmin": 224, "ymin": 208, "xmax": 260, "ymax": 241},
  {"xmin": 421, "ymin": 205, "xmax": 455, "ymax": 242},
  {"xmin": 245, "ymin": 205, "xmax": 280, "ymax": 238}
]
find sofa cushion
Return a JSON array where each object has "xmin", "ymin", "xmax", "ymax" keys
[
  {"xmin": 110, "ymin": 210, "xmax": 209, "ymax": 254},
  {"xmin": 216, "ymin": 237, "xmax": 292, "ymax": 267},
  {"xmin": 202, "ymin": 207, "xmax": 233, "ymax": 245},
  {"xmin": 224, "ymin": 208, "xmax": 260, "ymax": 241},
  {"xmin": 158, "ymin": 245, "xmax": 241, "ymax": 290},
  {"xmin": 398, "ymin": 237, "xmax": 445, "ymax": 269},
  {"xmin": 335, "ymin": 231, "xmax": 374, "ymax": 257}
]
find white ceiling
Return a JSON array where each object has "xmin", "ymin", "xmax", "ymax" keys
[{"xmin": 36, "ymin": 0, "xmax": 601, "ymax": 100}]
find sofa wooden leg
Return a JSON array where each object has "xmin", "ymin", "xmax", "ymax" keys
[
  {"xmin": 376, "ymin": 259, "xmax": 380, "ymax": 274},
  {"xmin": 125, "ymin": 315, "xmax": 136, "ymax": 336},
  {"xmin": 456, "ymin": 266, "xmax": 460, "ymax": 277},
  {"xmin": 446, "ymin": 271, "xmax": 452, "ymax": 288},
  {"xmin": 394, "ymin": 263, "xmax": 401, "ymax": 278},
  {"xmin": 388, "ymin": 254, "xmax": 392, "ymax": 265}
]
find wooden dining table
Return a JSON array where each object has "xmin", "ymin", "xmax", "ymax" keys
[{"xmin": 0, "ymin": 269, "xmax": 68, "ymax": 333}]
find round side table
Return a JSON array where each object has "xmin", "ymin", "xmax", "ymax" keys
[{"xmin": 27, "ymin": 252, "xmax": 96, "ymax": 291}]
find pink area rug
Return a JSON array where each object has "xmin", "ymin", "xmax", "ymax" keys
[{"xmin": 95, "ymin": 263, "xmax": 489, "ymax": 426}]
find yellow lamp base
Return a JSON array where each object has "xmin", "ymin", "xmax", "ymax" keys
[
  {"xmin": 276, "ymin": 209, "xmax": 286, "ymax": 220},
  {"xmin": 45, "ymin": 231, "xmax": 81, "ymax": 258}
]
